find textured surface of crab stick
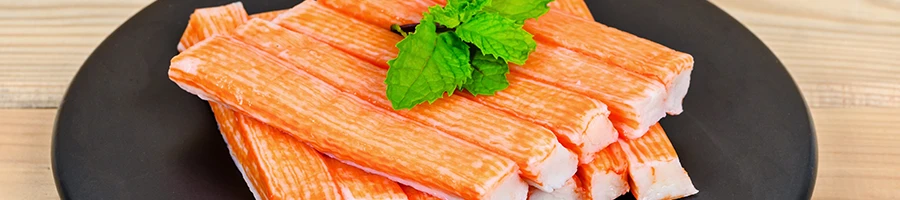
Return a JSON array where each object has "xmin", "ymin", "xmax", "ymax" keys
[
  {"xmin": 402, "ymin": 185, "xmax": 443, "ymax": 200},
  {"xmin": 233, "ymin": 19, "xmax": 576, "ymax": 192},
  {"xmin": 462, "ymin": 75, "xmax": 617, "ymax": 164},
  {"xmin": 319, "ymin": 0, "xmax": 439, "ymax": 28},
  {"xmin": 279, "ymin": 1, "xmax": 616, "ymax": 164},
  {"xmin": 177, "ymin": 7, "xmax": 348, "ymax": 199},
  {"xmin": 210, "ymin": 103, "xmax": 341, "ymax": 200},
  {"xmin": 273, "ymin": 2, "xmax": 400, "ymax": 68},
  {"xmin": 578, "ymin": 143, "xmax": 630, "ymax": 200},
  {"xmin": 513, "ymin": 43, "xmax": 666, "ymax": 139},
  {"xmin": 528, "ymin": 177, "xmax": 587, "ymax": 200},
  {"xmin": 323, "ymin": 158, "xmax": 409, "ymax": 199},
  {"xmin": 169, "ymin": 36, "xmax": 527, "ymax": 200},
  {"xmin": 620, "ymin": 124, "xmax": 698, "ymax": 200},
  {"xmin": 249, "ymin": 10, "xmax": 286, "ymax": 21},
  {"xmin": 548, "ymin": 0, "xmax": 594, "ymax": 20},
  {"xmin": 177, "ymin": 2, "xmax": 247, "ymax": 52},
  {"xmin": 525, "ymin": 10, "xmax": 693, "ymax": 115}
]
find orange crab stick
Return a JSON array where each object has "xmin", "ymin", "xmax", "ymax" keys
[
  {"xmin": 620, "ymin": 124, "xmax": 698, "ymax": 200},
  {"xmin": 168, "ymin": 36, "xmax": 527, "ymax": 200},
  {"xmin": 272, "ymin": 1, "xmax": 400, "ymax": 69},
  {"xmin": 512, "ymin": 42, "xmax": 667, "ymax": 139},
  {"xmin": 210, "ymin": 104, "xmax": 341, "ymax": 200},
  {"xmin": 249, "ymin": 10, "xmax": 286, "ymax": 21},
  {"xmin": 277, "ymin": 0, "xmax": 617, "ymax": 164},
  {"xmin": 318, "ymin": 0, "xmax": 440, "ymax": 28},
  {"xmin": 578, "ymin": 143, "xmax": 631, "ymax": 200},
  {"xmin": 548, "ymin": 0, "xmax": 594, "ymax": 20},
  {"xmin": 530, "ymin": 143, "xmax": 631, "ymax": 200},
  {"xmin": 323, "ymin": 158, "xmax": 409, "ymax": 199},
  {"xmin": 177, "ymin": 2, "xmax": 247, "ymax": 52},
  {"xmin": 178, "ymin": 5, "xmax": 341, "ymax": 199},
  {"xmin": 233, "ymin": 19, "xmax": 577, "ymax": 192},
  {"xmin": 528, "ymin": 176, "xmax": 587, "ymax": 200},
  {"xmin": 525, "ymin": 10, "xmax": 694, "ymax": 115},
  {"xmin": 402, "ymin": 185, "xmax": 443, "ymax": 200},
  {"xmin": 461, "ymin": 76, "xmax": 617, "ymax": 164}
]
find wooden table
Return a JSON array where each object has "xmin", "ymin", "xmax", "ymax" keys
[{"xmin": 1, "ymin": 0, "xmax": 897, "ymax": 199}]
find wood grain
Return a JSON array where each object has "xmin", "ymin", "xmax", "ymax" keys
[
  {"xmin": 0, "ymin": 109, "xmax": 57, "ymax": 200},
  {"xmin": 811, "ymin": 108, "xmax": 900, "ymax": 200},
  {"xmin": 711, "ymin": 0, "xmax": 900, "ymax": 108},
  {"xmin": 0, "ymin": 0, "xmax": 152, "ymax": 108},
  {"xmin": 0, "ymin": 0, "xmax": 898, "ymax": 200}
]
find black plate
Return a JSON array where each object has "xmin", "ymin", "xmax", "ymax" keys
[{"xmin": 52, "ymin": 0, "xmax": 816, "ymax": 199}]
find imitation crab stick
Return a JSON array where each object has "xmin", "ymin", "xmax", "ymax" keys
[
  {"xmin": 318, "ymin": 0, "xmax": 440, "ymax": 28},
  {"xmin": 235, "ymin": 18, "xmax": 577, "ymax": 192},
  {"xmin": 525, "ymin": 10, "xmax": 694, "ymax": 115},
  {"xmin": 210, "ymin": 103, "xmax": 342, "ymax": 200},
  {"xmin": 273, "ymin": 1, "xmax": 401, "ymax": 69},
  {"xmin": 184, "ymin": 6, "xmax": 415, "ymax": 199},
  {"xmin": 177, "ymin": 2, "xmax": 247, "ymax": 52},
  {"xmin": 548, "ymin": 0, "xmax": 594, "ymax": 20},
  {"xmin": 402, "ymin": 185, "xmax": 443, "ymax": 200},
  {"xmin": 620, "ymin": 124, "xmax": 698, "ymax": 200},
  {"xmin": 512, "ymin": 42, "xmax": 667, "ymax": 139},
  {"xmin": 577, "ymin": 143, "xmax": 631, "ymax": 200},
  {"xmin": 168, "ymin": 36, "xmax": 528, "ymax": 200},
  {"xmin": 461, "ymin": 76, "xmax": 616, "ymax": 164},
  {"xmin": 528, "ymin": 177, "xmax": 587, "ymax": 200},
  {"xmin": 529, "ymin": 143, "xmax": 631, "ymax": 200},
  {"xmin": 323, "ymin": 158, "xmax": 409, "ymax": 199},
  {"xmin": 280, "ymin": 0, "xmax": 618, "ymax": 164},
  {"xmin": 249, "ymin": 10, "xmax": 286, "ymax": 21}
]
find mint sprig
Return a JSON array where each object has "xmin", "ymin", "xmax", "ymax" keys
[
  {"xmin": 464, "ymin": 49, "xmax": 510, "ymax": 95},
  {"xmin": 485, "ymin": 0, "xmax": 555, "ymax": 22},
  {"xmin": 386, "ymin": 0, "xmax": 553, "ymax": 110}
]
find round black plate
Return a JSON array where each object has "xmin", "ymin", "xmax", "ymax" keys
[{"xmin": 53, "ymin": 0, "xmax": 816, "ymax": 199}]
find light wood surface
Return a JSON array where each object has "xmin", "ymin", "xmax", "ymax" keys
[{"xmin": 0, "ymin": 0, "xmax": 897, "ymax": 199}]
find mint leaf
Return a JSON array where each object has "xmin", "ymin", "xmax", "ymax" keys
[
  {"xmin": 455, "ymin": 12, "xmax": 536, "ymax": 65},
  {"xmin": 485, "ymin": 0, "xmax": 554, "ymax": 21},
  {"xmin": 427, "ymin": 0, "xmax": 491, "ymax": 28},
  {"xmin": 464, "ymin": 50, "xmax": 510, "ymax": 95},
  {"xmin": 427, "ymin": 6, "xmax": 461, "ymax": 28},
  {"xmin": 386, "ymin": 20, "xmax": 472, "ymax": 110}
]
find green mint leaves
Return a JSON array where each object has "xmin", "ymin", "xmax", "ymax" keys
[
  {"xmin": 464, "ymin": 49, "xmax": 510, "ymax": 95},
  {"xmin": 485, "ymin": 0, "xmax": 555, "ymax": 21},
  {"xmin": 386, "ymin": 20, "xmax": 472, "ymax": 110},
  {"xmin": 386, "ymin": 0, "xmax": 553, "ymax": 110},
  {"xmin": 456, "ymin": 12, "xmax": 536, "ymax": 65},
  {"xmin": 427, "ymin": 0, "xmax": 490, "ymax": 28}
]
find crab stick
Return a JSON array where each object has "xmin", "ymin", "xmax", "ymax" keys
[
  {"xmin": 273, "ymin": 1, "xmax": 401, "ymax": 68},
  {"xmin": 402, "ymin": 185, "xmax": 443, "ymax": 200},
  {"xmin": 279, "ymin": 0, "xmax": 618, "ymax": 164},
  {"xmin": 323, "ymin": 158, "xmax": 409, "ymax": 199},
  {"xmin": 183, "ymin": 7, "xmax": 415, "ymax": 199},
  {"xmin": 249, "ymin": 10, "xmax": 286, "ymax": 21},
  {"xmin": 529, "ymin": 143, "xmax": 631, "ymax": 200},
  {"xmin": 512, "ymin": 42, "xmax": 667, "ymax": 139},
  {"xmin": 528, "ymin": 177, "xmax": 587, "ymax": 200},
  {"xmin": 578, "ymin": 143, "xmax": 631, "ymax": 200},
  {"xmin": 210, "ymin": 103, "xmax": 341, "ymax": 200},
  {"xmin": 168, "ymin": 36, "xmax": 527, "ymax": 200},
  {"xmin": 193, "ymin": 6, "xmax": 341, "ymax": 199},
  {"xmin": 318, "ymin": 0, "xmax": 440, "ymax": 28},
  {"xmin": 620, "ymin": 124, "xmax": 698, "ymax": 200},
  {"xmin": 548, "ymin": 0, "xmax": 594, "ymax": 20},
  {"xmin": 177, "ymin": 2, "xmax": 247, "ymax": 52},
  {"xmin": 525, "ymin": 10, "xmax": 694, "ymax": 115},
  {"xmin": 462, "ymin": 76, "xmax": 616, "ymax": 164},
  {"xmin": 234, "ymin": 19, "xmax": 576, "ymax": 192}
]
